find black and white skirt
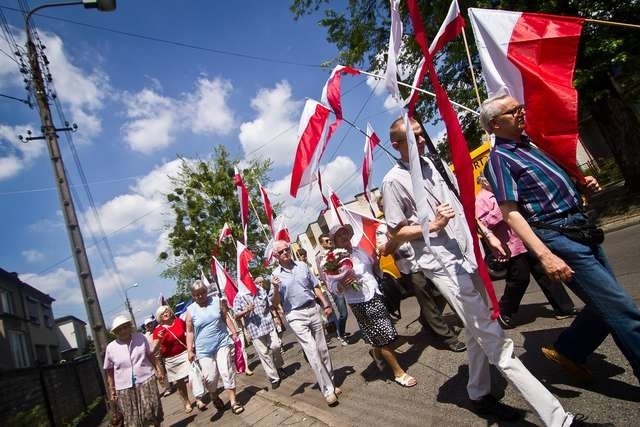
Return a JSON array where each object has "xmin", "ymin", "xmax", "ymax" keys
[{"xmin": 349, "ymin": 294, "xmax": 397, "ymax": 347}]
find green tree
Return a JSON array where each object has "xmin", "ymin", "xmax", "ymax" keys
[
  {"xmin": 291, "ymin": 0, "xmax": 640, "ymax": 192},
  {"xmin": 159, "ymin": 146, "xmax": 274, "ymax": 293}
]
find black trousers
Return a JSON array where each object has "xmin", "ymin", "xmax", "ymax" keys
[
  {"xmin": 401, "ymin": 271, "xmax": 460, "ymax": 343},
  {"xmin": 500, "ymin": 252, "xmax": 575, "ymax": 315}
]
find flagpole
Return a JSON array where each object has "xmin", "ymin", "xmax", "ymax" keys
[
  {"xmin": 461, "ymin": 27, "xmax": 483, "ymax": 109},
  {"xmin": 585, "ymin": 18, "xmax": 640, "ymax": 30},
  {"xmin": 356, "ymin": 69, "xmax": 479, "ymax": 115},
  {"xmin": 340, "ymin": 116, "xmax": 399, "ymax": 160},
  {"xmin": 248, "ymin": 195, "xmax": 272, "ymax": 242}
]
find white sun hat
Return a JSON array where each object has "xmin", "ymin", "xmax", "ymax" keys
[{"xmin": 110, "ymin": 315, "xmax": 132, "ymax": 332}]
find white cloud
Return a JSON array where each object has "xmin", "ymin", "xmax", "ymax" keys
[
  {"xmin": 28, "ymin": 216, "xmax": 64, "ymax": 233},
  {"xmin": 22, "ymin": 249, "xmax": 45, "ymax": 263},
  {"xmin": 0, "ymin": 124, "xmax": 44, "ymax": 181},
  {"xmin": 121, "ymin": 77, "xmax": 234, "ymax": 154},
  {"xmin": 84, "ymin": 193, "xmax": 164, "ymax": 235},
  {"xmin": 238, "ymin": 81, "xmax": 302, "ymax": 167},
  {"xmin": 21, "ymin": 268, "xmax": 83, "ymax": 305}
]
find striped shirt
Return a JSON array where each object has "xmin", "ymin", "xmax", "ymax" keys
[
  {"xmin": 233, "ymin": 288, "xmax": 274, "ymax": 339},
  {"xmin": 484, "ymin": 136, "xmax": 581, "ymax": 222}
]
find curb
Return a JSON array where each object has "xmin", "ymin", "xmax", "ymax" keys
[
  {"xmin": 600, "ymin": 214, "xmax": 640, "ymax": 233},
  {"xmin": 252, "ymin": 388, "xmax": 339, "ymax": 427}
]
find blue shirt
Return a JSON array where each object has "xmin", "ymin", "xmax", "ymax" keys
[
  {"xmin": 233, "ymin": 288, "xmax": 274, "ymax": 339},
  {"xmin": 484, "ymin": 136, "xmax": 581, "ymax": 222},
  {"xmin": 270, "ymin": 261, "xmax": 319, "ymax": 313},
  {"xmin": 187, "ymin": 297, "xmax": 231, "ymax": 358}
]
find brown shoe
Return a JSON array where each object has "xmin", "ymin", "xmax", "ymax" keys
[{"xmin": 541, "ymin": 345, "xmax": 593, "ymax": 383}]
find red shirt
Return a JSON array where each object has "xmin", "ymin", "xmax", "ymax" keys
[{"xmin": 152, "ymin": 317, "xmax": 187, "ymax": 358}]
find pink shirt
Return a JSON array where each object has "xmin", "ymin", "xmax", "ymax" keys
[
  {"xmin": 475, "ymin": 188, "xmax": 527, "ymax": 257},
  {"xmin": 103, "ymin": 332, "xmax": 155, "ymax": 390}
]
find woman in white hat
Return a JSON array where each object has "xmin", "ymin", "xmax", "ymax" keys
[
  {"xmin": 325, "ymin": 224, "xmax": 417, "ymax": 387},
  {"xmin": 103, "ymin": 315, "xmax": 164, "ymax": 426}
]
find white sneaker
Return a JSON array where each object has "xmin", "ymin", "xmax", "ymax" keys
[
  {"xmin": 325, "ymin": 393, "xmax": 338, "ymax": 406},
  {"xmin": 337, "ymin": 337, "xmax": 348, "ymax": 346}
]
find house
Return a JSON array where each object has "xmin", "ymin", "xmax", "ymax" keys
[
  {"xmin": 55, "ymin": 315, "xmax": 88, "ymax": 359},
  {"xmin": 0, "ymin": 268, "xmax": 59, "ymax": 370}
]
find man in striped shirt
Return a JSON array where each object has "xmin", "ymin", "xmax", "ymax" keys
[{"xmin": 482, "ymin": 94, "xmax": 640, "ymax": 384}]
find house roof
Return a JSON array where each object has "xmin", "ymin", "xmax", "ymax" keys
[
  {"xmin": 55, "ymin": 315, "xmax": 86, "ymax": 325},
  {"xmin": 0, "ymin": 268, "xmax": 56, "ymax": 303}
]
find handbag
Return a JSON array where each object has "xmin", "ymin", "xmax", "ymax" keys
[
  {"xmin": 531, "ymin": 221, "xmax": 604, "ymax": 246},
  {"xmin": 188, "ymin": 361, "xmax": 205, "ymax": 398}
]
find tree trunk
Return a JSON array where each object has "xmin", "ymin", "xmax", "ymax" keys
[{"xmin": 590, "ymin": 78, "xmax": 640, "ymax": 194}]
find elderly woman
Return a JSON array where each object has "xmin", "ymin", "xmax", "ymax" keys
[
  {"xmin": 326, "ymin": 224, "xmax": 417, "ymax": 387},
  {"xmin": 104, "ymin": 315, "xmax": 164, "ymax": 426},
  {"xmin": 152, "ymin": 305, "xmax": 206, "ymax": 413},
  {"xmin": 185, "ymin": 280, "xmax": 245, "ymax": 415}
]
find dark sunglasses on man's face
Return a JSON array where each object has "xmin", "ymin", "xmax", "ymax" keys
[
  {"xmin": 498, "ymin": 104, "xmax": 525, "ymax": 117},
  {"xmin": 275, "ymin": 247, "xmax": 290, "ymax": 256}
]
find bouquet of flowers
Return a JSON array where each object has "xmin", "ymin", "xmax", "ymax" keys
[{"xmin": 323, "ymin": 248, "xmax": 362, "ymax": 291}]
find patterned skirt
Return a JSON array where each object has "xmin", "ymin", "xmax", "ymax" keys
[
  {"xmin": 349, "ymin": 294, "xmax": 397, "ymax": 347},
  {"xmin": 116, "ymin": 375, "xmax": 163, "ymax": 427}
]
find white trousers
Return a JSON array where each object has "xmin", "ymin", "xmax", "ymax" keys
[
  {"xmin": 253, "ymin": 328, "xmax": 284, "ymax": 383},
  {"xmin": 286, "ymin": 305, "xmax": 335, "ymax": 397},
  {"xmin": 199, "ymin": 344, "xmax": 235, "ymax": 391},
  {"xmin": 425, "ymin": 264, "xmax": 573, "ymax": 427}
]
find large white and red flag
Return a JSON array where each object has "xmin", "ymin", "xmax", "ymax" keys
[
  {"xmin": 407, "ymin": 0, "xmax": 500, "ymax": 318},
  {"xmin": 321, "ymin": 65, "xmax": 361, "ymax": 144},
  {"xmin": 361, "ymin": 123, "xmax": 381, "ymax": 215},
  {"xmin": 342, "ymin": 207, "xmax": 382, "ymax": 258},
  {"xmin": 212, "ymin": 255, "xmax": 238, "ymax": 304},
  {"xmin": 258, "ymin": 183, "xmax": 274, "ymax": 236},
  {"xmin": 233, "ymin": 167, "xmax": 249, "ymax": 243},
  {"xmin": 468, "ymin": 8, "xmax": 584, "ymax": 178},
  {"xmin": 236, "ymin": 241, "xmax": 258, "ymax": 296},
  {"xmin": 290, "ymin": 100, "xmax": 331, "ymax": 197},
  {"xmin": 272, "ymin": 215, "xmax": 291, "ymax": 243}
]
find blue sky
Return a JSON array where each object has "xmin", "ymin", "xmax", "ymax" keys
[{"xmin": 0, "ymin": 1, "xmax": 446, "ymax": 326}]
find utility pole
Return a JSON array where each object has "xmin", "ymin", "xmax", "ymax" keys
[{"xmin": 23, "ymin": 0, "xmax": 116, "ymax": 376}]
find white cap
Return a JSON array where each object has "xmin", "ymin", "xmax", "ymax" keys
[{"xmin": 110, "ymin": 315, "xmax": 132, "ymax": 332}]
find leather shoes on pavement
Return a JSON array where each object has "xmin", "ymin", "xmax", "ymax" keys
[
  {"xmin": 470, "ymin": 394, "xmax": 523, "ymax": 422},
  {"xmin": 541, "ymin": 345, "xmax": 593, "ymax": 383}
]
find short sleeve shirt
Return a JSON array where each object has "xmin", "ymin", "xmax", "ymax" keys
[
  {"xmin": 103, "ymin": 332, "xmax": 155, "ymax": 390},
  {"xmin": 152, "ymin": 317, "xmax": 187, "ymax": 358},
  {"xmin": 271, "ymin": 261, "xmax": 318, "ymax": 313},
  {"xmin": 325, "ymin": 247, "xmax": 381, "ymax": 304},
  {"xmin": 233, "ymin": 288, "xmax": 274, "ymax": 339}
]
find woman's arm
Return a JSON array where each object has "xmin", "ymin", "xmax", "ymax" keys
[
  {"xmin": 185, "ymin": 311, "xmax": 196, "ymax": 362},
  {"xmin": 105, "ymin": 368, "xmax": 117, "ymax": 400},
  {"xmin": 222, "ymin": 303, "xmax": 239, "ymax": 340}
]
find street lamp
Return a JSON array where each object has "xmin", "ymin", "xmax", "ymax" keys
[
  {"xmin": 125, "ymin": 283, "xmax": 139, "ymax": 329},
  {"xmin": 23, "ymin": 0, "xmax": 116, "ymax": 381}
]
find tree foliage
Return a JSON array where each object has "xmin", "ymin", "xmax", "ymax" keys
[
  {"xmin": 291, "ymin": 0, "xmax": 640, "ymax": 192},
  {"xmin": 159, "ymin": 146, "xmax": 274, "ymax": 293}
]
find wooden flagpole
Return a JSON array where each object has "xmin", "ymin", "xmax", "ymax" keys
[
  {"xmin": 461, "ymin": 27, "xmax": 483, "ymax": 109},
  {"xmin": 585, "ymin": 18, "xmax": 640, "ymax": 29},
  {"xmin": 247, "ymin": 195, "xmax": 272, "ymax": 242}
]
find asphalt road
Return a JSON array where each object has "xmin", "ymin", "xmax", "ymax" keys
[{"xmin": 157, "ymin": 224, "xmax": 640, "ymax": 426}]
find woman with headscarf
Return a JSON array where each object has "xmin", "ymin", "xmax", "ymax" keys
[
  {"xmin": 104, "ymin": 315, "xmax": 164, "ymax": 426},
  {"xmin": 152, "ymin": 305, "xmax": 206, "ymax": 413},
  {"xmin": 185, "ymin": 280, "xmax": 245, "ymax": 415},
  {"xmin": 325, "ymin": 224, "xmax": 417, "ymax": 387}
]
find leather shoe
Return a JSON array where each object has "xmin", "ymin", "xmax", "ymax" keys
[
  {"xmin": 446, "ymin": 340, "xmax": 467, "ymax": 352},
  {"xmin": 541, "ymin": 346, "xmax": 593, "ymax": 383},
  {"xmin": 555, "ymin": 308, "xmax": 581, "ymax": 320},
  {"xmin": 470, "ymin": 394, "xmax": 522, "ymax": 422},
  {"xmin": 270, "ymin": 379, "xmax": 281, "ymax": 390},
  {"xmin": 497, "ymin": 314, "xmax": 515, "ymax": 329},
  {"xmin": 570, "ymin": 413, "xmax": 615, "ymax": 426}
]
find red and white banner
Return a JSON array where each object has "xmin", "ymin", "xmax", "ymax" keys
[
  {"xmin": 233, "ymin": 166, "xmax": 249, "ymax": 243},
  {"xmin": 361, "ymin": 123, "xmax": 380, "ymax": 215},
  {"xmin": 290, "ymin": 100, "xmax": 331, "ymax": 197},
  {"xmin": 321, "ymin": 65, "xmax": 360, "ymax": 144},
  {"xmin": 273, "ymin": 215, "xmax": 291, "ymax": 243},
  {"xmin": 258, "ymin": 183, "xmax": 274, "ymax": 236},
  {"xmin": 236, "ymin": 241, "xmax": 258, "ymax": 296},
  {"xmin": 469, "ymin": 8, "xmax": 584, "ymax": 178},
  {"xmin": 212, "ymin": 255, "xmax": 238, "ymax": 305},
  {"xmin": 327, "ymin": 186, "xmax": 344, "ymax": 227},
  {"xmin": 218, "ymin": 222, "xmax": 233, "ymax": 246}
]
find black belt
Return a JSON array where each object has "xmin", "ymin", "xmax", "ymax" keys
[
  {"xmin": 538, "ymin": 207, "xmax": 583, "ymax": 223},
  {"xmin": 293, "ymin": 301, "xmax": 316, "ymax": 310}
]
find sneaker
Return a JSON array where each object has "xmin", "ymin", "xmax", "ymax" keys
[
  {"xmin": 541, "ymin": 345, "xmax": 593, "ymax": 383},
  {"xmin": 497, "ymin": 314, "xmax": 515, "ymax": 329},
  {"xmin": 446, "ymin": 339, "xmax": 467, "ymax": 353},
  {"xmin": 470, "ymin": 394, "xmax": 522, "ymax": 422},
  {"xmin": 325, "ymin": 393, "xmax": 338, "ymax": 406},
  {"xmin": 337, "ymin": 336, "xmax": 348, "ymax": 346}
]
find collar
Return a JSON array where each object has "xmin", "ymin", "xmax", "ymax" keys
[{"xmin": 494, "ymin": 135, "xmax": 531, "ymax": 150}]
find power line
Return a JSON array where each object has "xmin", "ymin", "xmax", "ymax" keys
[
  {"xmin": 0, "ymin": 174, "xmax": 141, "ymax": 196},
  {"xmin": 0, "ymin": 4, "xmax": 324, "ymax": 69}
]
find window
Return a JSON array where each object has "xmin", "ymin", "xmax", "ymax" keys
[
  {"xmin": 41, "ymin": 304, "xmax": 53, "ymax": 328},
  {"xmin": 27, "ymin": 297, "xmax": 40, "ymax": 324},
  {"xmin": 0, "ymin": 289, "xmax": 14, "ymax": 314},
  {"xmin": 8, "ymin": 330, "xmax": 30, "ymax": 368}
]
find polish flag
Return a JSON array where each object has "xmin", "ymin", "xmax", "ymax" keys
[
  {"xmin": 212, "ymin": 255, "xmax": 238, "ymax": 305},
  {"xmin": 273, "ymin": 215, "xmax": 291, "ymax": 243},
  {"xmin": 218, "ymin": 222, "xmax": 233, "ymax": 246},
  {"xmin": 236, "ymin": 241, "xmax": 258, "ymax": 295},
  {"xmin": 361, "ymin": 123, "xmax": 380, "ymax": 215},
  {"xmin": 326, "ymin": 186, "xmax": 345, "ymax": 227},
  {"xmin": 233, "ymin": 167, "xmax": 250, "ymax": 243},
  {"xmin": 469, "ymin": 8, "xmax": 584, "ymax": 178},
  {"xmin": 200, "ymin": 270, "xmax": 217, "ymax": 295},
  {"xmin": 406, "ymin": 0, "xmax": 465, "ymax": 114},
  {"xmin": 321, "ymin": 65, "xmax": 360, "ymax": 144},
  {"xmin": 290, "ymin": 100, "xmax": 331, "ymax": 197},
  {"xmin": 258, "ymin": 183, "xmax": 274, "ymax": 236},
  {"xmin": 342, "ymin": 208, "xmax": 382, "ymax": 258}
]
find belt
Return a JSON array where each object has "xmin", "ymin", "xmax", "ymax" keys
[
  {"xmin": 538, "ymin": 207, "xmax": 583, "ymax": 223},
  {"xmin": 293, "ymin": 301, "xmax": 316, "ymax": 311}
]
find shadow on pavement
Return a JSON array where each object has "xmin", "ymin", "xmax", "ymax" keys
[{"xmin": 168, "ymin": 414, "xmax": 197, "ymax": 427}]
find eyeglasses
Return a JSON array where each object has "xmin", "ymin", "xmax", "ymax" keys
[
  {"xmin": 275, "ymin": 247, "xmax": 290, "ymax": 256},
  {"xmin": 497, "ymin": 104, "xmax": 525, "ymax": 118}
]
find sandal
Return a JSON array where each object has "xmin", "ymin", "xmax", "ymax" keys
[
  {"xmin": 196, "ymin": 400, "xmax": 207, "ymax": 411},
  {"xmin": 231, "ymin": 402, "xmax": 244, "ymax": 415},
  {"xmin": 212, "ymin": 396, "xmax": 225, "ymax": 411},
  {"xmin": 394, "ymin": 373, "xmax": 417, "ymax": 388},
  {"xmin": 369, "ymin": 349, "xmax": 385, "ymax": 372},
  {"xmin": 185, "ymin": 404, "xmax": 193, "ymax": 414}
]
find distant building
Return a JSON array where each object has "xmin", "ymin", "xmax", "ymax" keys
[
  {"xmin": 55, "ymin": 315, "xmax": 88, "ymax": 360},
  {"xmin": 0, "ymin": 268, "xmax": 59, "ymax": 370}
]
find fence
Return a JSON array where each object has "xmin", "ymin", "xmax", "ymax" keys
[{"xmin": 0, "ymin": 354, "xmax": 105, "ymax": 426}]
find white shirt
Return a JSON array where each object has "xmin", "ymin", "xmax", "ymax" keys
[{"xmin": 325, "ymin": 247, "xmax": 381, "ymax": 304}]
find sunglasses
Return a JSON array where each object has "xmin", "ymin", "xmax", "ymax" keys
[
  {"xmin": 497, "ymin": 104, "xmax": 525, "ymax": 118},
  {"xmin": 275, "ymin": 246, "xmax": 291, "ymax": 256}
]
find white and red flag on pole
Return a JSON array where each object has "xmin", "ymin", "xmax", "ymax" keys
[
  {"xmin": 342, "ymin": 207, "xmax": 382, "ymax": 258},
  {"xmin": 212, "ymin": 255, "xmax": 238, "ymax": 305},
  {"xmin": 258, "ymin": 183, "xmax": 274, "ymax": 236},
  {"xmin": 290, "ymin": 99, "xmax": 331, "ymax": 197},
  {"xmin": 320, "ymin": 65, "xmax": 360, "ymax": 144},
  {"xmin": 468, "ymin": 8, "xmax": 584, "ymax": 178},
  {"xmin": 326, "ymin": 185, "xmax": 345, "ymax": 227},
  {"xmin": 236, "ymin": 241, "xmax": 258, "ymax": 296},
  {"xmin": 361, "ymin": 122, "xmax": 381, "ymax": 216},
  {"xmin": 272, "ymin": 215, "xmax": 291, "ymax": 243},
  {"xmin": 407, "ymin": 0, "xmax": 500, "ymax": 318},
  {"xmin": 218, "ymin": 222, "xmax": 233, "ymax": 246},
  {"xmin": 233, "ymin": 166, "xmax": 249, "ymax": 243}
]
